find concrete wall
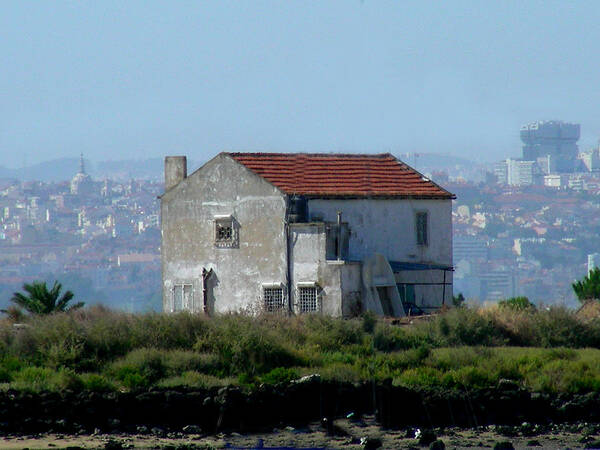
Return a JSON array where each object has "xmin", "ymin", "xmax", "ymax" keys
[
  {"xmin": 161, "ymin": 154, "xmax": 287, "ymax": 313},
  {"xmin": 289, "ymin": 223, "xmax": 341, "ymax": 316},
  {"xmin": 289, "ymin": 224, "xmax": 362, "ymax": 317},
  {"xmin": 308, "ymin": 199, "xmax": 453, "ymax": 266}
]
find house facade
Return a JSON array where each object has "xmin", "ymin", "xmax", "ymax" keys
[{"xmin": 160, "ymin": 153, "xmax": 455, "ymax": 317}]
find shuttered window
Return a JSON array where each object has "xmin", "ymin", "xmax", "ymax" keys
[{"xmin": 416, "ymin": 212, "xmax": 428, "ymax": 246}]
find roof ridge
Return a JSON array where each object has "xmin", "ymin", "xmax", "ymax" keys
[
  {"xmin": 226, "ymin": 151, "xmax": 393, "ymax": 158},
  {"xmin": 226, "ymin": 152, "xmax": 454, "ymax": 199}
]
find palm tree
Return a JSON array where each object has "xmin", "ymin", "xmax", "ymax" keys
[
  {"xmin": 572, "ymin": 267, "xmax": 600, "ymax": 303},
  {"xmin": 9, "ymin": 281, "xmax": 84, "ymax": 315}
]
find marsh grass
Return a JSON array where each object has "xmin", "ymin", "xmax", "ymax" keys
[{"xmin": 1, "ymin": 304, "xmax": 600, "ymax": 393}]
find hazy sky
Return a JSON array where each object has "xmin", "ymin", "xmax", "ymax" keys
[{"xmin": 1, "ymin": 1, "xmax": 600, "ymax": 168}]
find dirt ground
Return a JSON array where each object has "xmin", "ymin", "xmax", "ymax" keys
[{"xmin": 0, "ymin": 415, "xmax": 595, "ymax": 449}]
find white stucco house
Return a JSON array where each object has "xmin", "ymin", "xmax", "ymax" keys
[{"xmin": 160, "ymin": 152, "xmax": 455, "ymax": 317}]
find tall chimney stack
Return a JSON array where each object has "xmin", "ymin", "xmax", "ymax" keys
[{"xmin": 164, "ymin": 156, "xmax": 187, "ymax": 190}]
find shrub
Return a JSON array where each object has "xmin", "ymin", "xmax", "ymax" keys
[
  {"xmin": 163, "ymin": 350, "xmax": 220, "ymax": 375},
  {"xmin": 260, "ymin": 367, "xmax": 299, "ymax": 385},
  {"xmin": 110, "ymin": 348, "xmax": 167, "ymax": 389},
  {"xmin": 373, "ymin": 323, "xmax": 421, "ymax": 351},
  {"xmin": 194, "ymin": 315, "xmax": 301, "ymax": 375},
  {"xmin": 361, "ymin": 311, "xmax": 377, "ymax": 333},
  {"xmin": 80, "ymin": 373, "xmax": 114, "ymax": 391},
  {"xmin": 303, "ymin": 315, "xmax": 364, "ymax": 351},
  {"xmin": 11, "ymin": 366, "xmax": 82, "ymax": 392},
  {"xmin": 430, "ymin": 308, "xmax": 508, "ymax": 347},
  {"xmin": 158, "ymin": 371, "xmax": 233, "ymax": 389},
  {"xmin": 452, "ymin": 293, "xmax": 466, "ymax": 308},
  {"xmin": 498, "ymin": 297, "xmax": 536, "ymax": 312}
]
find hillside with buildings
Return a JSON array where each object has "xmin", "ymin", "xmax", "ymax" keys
[
  {"xmin": 3, "ymin": 126, "xmax": 600, "ymax": 311},
  {"xmin": 0, "ymin": 156, "xmax": 162, "ymax": 311}
]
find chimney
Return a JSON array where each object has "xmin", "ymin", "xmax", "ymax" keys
[{"xmin": 164, "ymin": 156, "xmax": 187, "ymax": 190}]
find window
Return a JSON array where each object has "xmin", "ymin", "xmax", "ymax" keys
[
  {"xmin": 325, "ymin": 223, "xmax": 349, "ymax": 260},
  {"xmin": 298, "ymin": 286, "xmax": 318, "ymax": 313},
  {"xmin": 217, "ymin": 223, "xmax": 232, "ymax": 241},
  {"xmin": 416, "ymin": 212, "xmax": 428, "ymax": 246},
  {"xmin": 263, "ymin": 286, "xmax": 285, "ymax": 313},
  {"xmin": 173, "ymin": 283, "xmax": 193, "ymax": 312},
  {"xmin": 214, "ymin": 215, "xmax": 238, "ymax": 248}
]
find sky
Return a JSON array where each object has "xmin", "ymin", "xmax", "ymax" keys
[{"xmin": 1, "ymin": 1, "xmax": 600, "ymax": 168}]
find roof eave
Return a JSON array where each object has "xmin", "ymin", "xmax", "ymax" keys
[{"xmin": 296, "ymin": 193, "xmax": 455, "ymax": 200}]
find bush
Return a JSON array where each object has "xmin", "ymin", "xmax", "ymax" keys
[
  {"xmin": 373, "ymin": 323, "xmax": 421, "ymax": 351},
  {"xmin": 260, "ymin": 367, "xmax": 299, "ymax": 385},
  {"xmin": 110, "ymin": 348, "xmax": 167, "ymax": 389},
  {"xmin": 80, "ymin": 373, "xmax": 114, "ymax": 391},
  {"xmin": 158, "ymin": 371, "xmax": 233, "ymax": 389},
  {"xmin": 361, "ymin": 311, "xmax": 377, "ymax": 333},
  {"xmin": 303, "ymin": 315, "xmax": 364, "ymax": 351},
  {"xmin": 498, "ymin": 297, "xmax": 536, "ymax": 311},
  {"xmin": 11, "ymin": 366, "xmax": 82, "ymax": 392},
  {"xmin": 194, "ymin": 315, "xmax": 301, "ymax": 376},
  {"xmin": 3, "ymin": 305, "xmax": 600, "ymax": 394}
]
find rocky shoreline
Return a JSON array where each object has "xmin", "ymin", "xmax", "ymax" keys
[{"xmin": 1, "ymin": 376, "xmax": 599, "ymax": 436}]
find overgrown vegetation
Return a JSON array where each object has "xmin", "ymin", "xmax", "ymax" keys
[{"xmin": 1, "ymin": 304, "xmax": 600, "ymax": 394}]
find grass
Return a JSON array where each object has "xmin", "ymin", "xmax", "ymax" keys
[{"xmin": 1, "ymin": 304, "xmax": 600, "ymax": 393}]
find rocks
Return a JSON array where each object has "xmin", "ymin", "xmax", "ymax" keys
[
  {"xmin": 151, "ymin": 427, "xmax": 165, "ymax": 436},
  {"xmin": 103, "ymin": 440, "xmax": 123, "ymax": 450},
  {"xmin": 429, "ymin": 439, "xmax": 445, "ymax": 450},
  {"xmin": 493, "ymin": 441, "xmax": 514, "ymax": 450},
  {"xmin": 360, "ymin": 436, "xmax": 382, "ymax": 450},
  {"xmin": 417, "ymin": 429, "xmax": 437, "ymax": 446},
  {"xmin": 293, "ymin": 374, "xmax": 321, "ymax": 384},
  {"xmin": 181, "ymin": 425, "xmax": 202, "ymax": 434}
]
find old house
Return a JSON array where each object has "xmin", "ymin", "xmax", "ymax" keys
[{"xmin": 160, "ymin": 153, "xmax": 455, "ymax": 317}]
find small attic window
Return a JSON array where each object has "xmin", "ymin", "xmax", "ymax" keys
[{"xmin": 214, "ymin": 215, "xmax": 238, "ymax": 248}]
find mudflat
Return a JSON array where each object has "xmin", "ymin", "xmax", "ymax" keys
[{"xmin": 0, "ymin": 416, "xmax": 596, "ymax": 449}]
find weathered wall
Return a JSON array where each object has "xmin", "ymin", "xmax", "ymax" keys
[
  {"xmin": 161, "ymin": 154, "xmax": 287, "ymax": 313},
  {"xmin": 289, "ymin": 224, "xmax": 341, "ymax": 316},
  {"xmin": 289, "ymin": 224, "xmax": 362, "ymax": 317},
  {"xmin": 308, "ymin": 199, "xmax": 453, "ymax": 266},
  {"xmin": 340, "ymin": 262, "xmax": 362, "ymax": 316}
]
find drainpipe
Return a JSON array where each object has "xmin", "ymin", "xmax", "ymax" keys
[
  {"xmin": 337, "ymin": 211, "xmax": 342, "ymax": 261},
  {"xmin": 442, "ymin": 269, "xmax": 447, "ymax": 306},
  {"xmin": 286, "ymin": 199, "xmax": 293, "ymax": 314},
  {"xmin": 202, "ymin": 268, "xmax": 213, "ymax": 315}
]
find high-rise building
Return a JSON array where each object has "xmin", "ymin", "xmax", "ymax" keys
[
  {"xmin": 588, "ymin": 253, "xmax": 600, "ymax": 273},
  {"xmin": 520, "ymin": 121, "xmax": 580, "ymax": 173},
  {"xmin": 494, "ymin": 159, "xmax": 536, "ymax": 186}
]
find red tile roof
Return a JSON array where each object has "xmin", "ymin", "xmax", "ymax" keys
[{"xmin": 227, "ymin": 153, "xmax": 454, "ymax": 199}]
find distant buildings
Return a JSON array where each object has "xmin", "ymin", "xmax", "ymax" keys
[
  {"xmin": 579, "ymin": 147, "xmax": 600, "ymax": 172},
  {"xmin": 70, "ymin": 154, "xmax": 94, "ymax": 196},
  {"xmin": 521, "ymin": 120, "xmax": 580, "ymax": 173},
  {"xmin": 493, "ymin": 158, "xmax": 536, "ymax": 186},
  {"xmin": 492, "ymin": 120, "xmax": 590, "ymax": 187},
  {"xmin": 588, "ymin": 253, "xmax": 600, "ymax": 273}
]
